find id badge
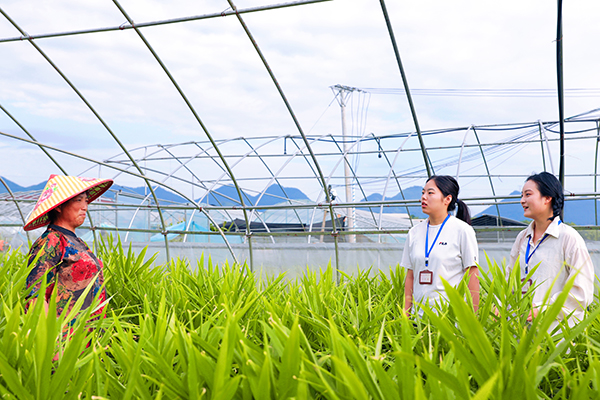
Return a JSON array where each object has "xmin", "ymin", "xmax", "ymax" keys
[
  {"xmin": 419, "ymin": 270, "xmax": 433, "ymax": 285},
  {"xmin": 521, "ymin": 278, "xmax": 532, "ymax": 294}
]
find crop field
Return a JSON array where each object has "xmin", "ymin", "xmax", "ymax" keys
[{"xmin": 1, "ymin": 240, "xmax": 600, "ymax": 399}]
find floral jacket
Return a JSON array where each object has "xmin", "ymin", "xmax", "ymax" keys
[{"xmin": 25, "ymin": 224, "xmax": 107, "ymax": 318}]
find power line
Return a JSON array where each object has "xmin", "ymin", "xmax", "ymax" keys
[{"xmin": 361, "ymin": 88, "xmax": 600, "ymax": 98}]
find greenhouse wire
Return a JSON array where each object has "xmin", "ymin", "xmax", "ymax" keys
[
  {"xmin": 361, "ymin": 87, "xmax": 600, "ymax": 97},
  {"xmin": 0, "ymin": 0, "xmax": 332, "ymax": 43},
  {"xmin": 110, "ymin": 0, "xmax": 251, "ymax": 267},
  {"xmin": 78, "ymin": 125, "xmax": 600, "ymax": 162},
  {"xmin": 0, "ymin": 7, "xmax": 171, "ymax": 258}
]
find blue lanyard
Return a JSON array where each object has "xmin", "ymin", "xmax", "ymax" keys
[
  {"xmin": 525, "ymin": 220, "xmax": 561, "ymax": 273},
  {"xmin": 425, "ymin": 214, "xmax": 450, "ymax": 268}
]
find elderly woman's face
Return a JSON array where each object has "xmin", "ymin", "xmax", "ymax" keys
[{"xmin": 55, "ymin": 193, "xmax": 88, "ymax": 231}]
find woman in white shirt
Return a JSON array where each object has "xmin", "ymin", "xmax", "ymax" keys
[
  {"xmin": 402, "ymin": 175, "xmax": 480, "ymax": 315},
  {"xmin": 508, "ymin": 172, "xmax": 594, "ymax": 326}
]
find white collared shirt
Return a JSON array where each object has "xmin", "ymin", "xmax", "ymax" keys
[
  {"xmin": 401, "ymin": 215, "xmax": 478, "ymax": 309},
  {"xmin": 508, "ymin": 218, "xmax": 594, "ymax": 323}
]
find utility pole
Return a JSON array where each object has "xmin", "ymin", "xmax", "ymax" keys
[{"xmin": 331, "ymin": 84, "xmax": 362, "ymax": 243}]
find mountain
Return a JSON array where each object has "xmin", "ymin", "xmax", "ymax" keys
[
  {"xmin": 1, "ymin": 177, "xmax": 311, "ymax": 207},
  {"xmin": 477, "ymin": 191, "xmax": 599, "ymax": 225},
  {"xmin": 359, "ymin": 185, "xmax": 426, "ymax": 218},
  {"xmin": 200, "ymin": 184, "xmax": 311, "ymax": 206},
  {"xmin": 0, "ymin": 176, "xmax": 46, "ymax": 193},
  {"xmin": 107, "ymin": 184, "xmax": 188, "ymax": 204}
]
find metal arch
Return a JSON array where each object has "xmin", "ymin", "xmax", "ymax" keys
[
  {"xmin": 0, "ymin": 104, "xmax": 69, "ymax": 177},
  {"xmin": 0, "ymin": 176, "xmax": 31, "ymax": 243},
  {"xmin": 180, "ymin": 137, "xmax": 285, "ymax": 243},
  {"xmin": 112, "ymin": 0, "xmax": 255, "ymax": 270},
  {"xmin": 455, "ymin": 125, "xmax": 472, "ymax": 180},
  {"xmin": 150, "ymin": 143, "xmax": 241, "ymax": 227},
  {"xmin": 241, "ymin": 137, "xmax": 308, "ymax": 238},
  {"xmin": 0, "ymin": 8, "xmax": 171, "ymax": 259},
  {"xmin": 472, "ymin": 127, "xmax": 502, "ymax": 224},
  {"xmin": 0, "ymin": 103, "xmax": 102, "ymax": 245},
  {"xmin": 251, "ymin": 133, "xmax": 337, "ymax": 242},
  {"xmin": 379, "ymin": 132, "xmax": 416, "ymax": 231},
  {"xmin": 226, "ymin": 0, "xmax": 340, "ymax": 275},
  {"xmin": 117, "ymin": 144, "xmax": 246, "ymax": 249},
  {"xmin": 538, "ymin": 121, "xmax": 556, "ymax": 175},
  {"xmin": 271, "ymin": 133, "xmax": 347, "ymax": 240},
  {"xmin": 327, "ymin": 132, "xmax": 381, "ymax": 229},
  {"xmin": 107, "ymin": 144, "xmax": 178, "ymax": 244},
  {"xmin": 190, "ymin": 139, "xmax": 248, "ymax": 206},
  {"xmin": 0, "ymin": 130, "xmax": 240, "ymax": 264}
]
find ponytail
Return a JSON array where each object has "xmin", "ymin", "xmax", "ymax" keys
[
  {"xmin": 426, "ymin": 175, "xmax": 472, "ymax": 225},
  {"xmin": 455, "ymin": 199, "xmax": 472, "ymax": 225}
]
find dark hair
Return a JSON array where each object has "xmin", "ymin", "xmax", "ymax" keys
[
  {"xmin": 47, "ymin": 208, "xmax": 59, "ymax": 224},
  {"xmin": 426, "ymin": 175, "xmax": 472, "ymax": 225},
  {"xmin": 526, "ymin": 171, "xmax": 563, "ymax": 221}
]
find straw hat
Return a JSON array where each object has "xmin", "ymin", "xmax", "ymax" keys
[{"xmin": 24, "ymin": 174, "xmax": 113, "ymax": 231}]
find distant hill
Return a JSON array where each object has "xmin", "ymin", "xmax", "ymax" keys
[
  {"xmin": 359, "ymin": 186, "xmax": 426, "ymax": 218},
  {"xmin": 5, "ymin": 176, "xmax": 596, "ymax": 224},
  {"xmin": 477, "ymin": 191, "xmax": 600, "ymax": 225},
  {"xmin": 200, "ymin": 184, "xmax": 311, "ymax": 206},
  {"xmin": 0, "ymin": 176, "xmax": 46, "ymax": 193},
  {"xmin": 107, "ymin": 184, "xmax": 188, "ymax": 204},
  {"xmin": 1, "ymin": 177, "xmax": 311, "ymax": 207}
]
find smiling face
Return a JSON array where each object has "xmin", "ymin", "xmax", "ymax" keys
[
  {"xmin": 520, "ymin": 179, "xmax": 552, "ymax": 220},
  {"xmin": 54, "ymin": 193, "xmax": 89, "ymax": 232},
  {"xmin": 421, "ymin": 179, "xmax": 452, "ymax": 218}
]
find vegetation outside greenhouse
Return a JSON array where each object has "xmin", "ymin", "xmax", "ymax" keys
[{"xmin": 1, "ymin": 240, "xmax": 599, "ymax": 399}]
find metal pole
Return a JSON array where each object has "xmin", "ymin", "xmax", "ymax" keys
[
  {"xmin": 332, "ymin": 85, "xmax": 356, "ymax": 243},
  {"xmin": 595, "ymin": 121, "xmax": 600, "ymax": 225},
  {"xmin": 556, "ymin": 0, "xmax": 565, "ymax": 194},
  {"xmin": 378, "ymin": 0, "xmax": 432, "ymax": 178}
]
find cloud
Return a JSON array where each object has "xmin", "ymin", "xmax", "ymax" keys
[{"xmin": 1, "ymin": 0, "xmax": 599, "ymax": 198}]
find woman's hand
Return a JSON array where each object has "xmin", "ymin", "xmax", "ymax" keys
[
  {"xmin": 527, "ymin": 307, "xmax": 540, "ymax": 322},
  {"xmin": 404, "ymin": 269, "xmax": 414, "ymax": 315}
]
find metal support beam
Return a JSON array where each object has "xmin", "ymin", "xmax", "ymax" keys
[{"xmin": 378, "ymin": 0, "xmax": 432, "ymax": 178}]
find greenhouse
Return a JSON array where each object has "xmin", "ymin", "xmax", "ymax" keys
[
  {"xmin": 2, "ymin": 1, "xmax": 600, "ymax": 398},
  {"xmin": 1, "ymin": 0, "xmax": 600, "ymax": 276}
]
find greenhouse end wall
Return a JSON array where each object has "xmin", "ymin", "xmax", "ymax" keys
[{"xmin": 127, "ymin": 240, "xmax": 600, "ymax": 281}]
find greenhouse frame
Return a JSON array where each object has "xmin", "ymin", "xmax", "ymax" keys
[{"xmin": 1, "ymin": 0, "xmax": 600, "ymax": 277}]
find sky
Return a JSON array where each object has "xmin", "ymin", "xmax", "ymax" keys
[{"xmin": 1, "ymin": 0, "xmax": 600, "ymax": 206}]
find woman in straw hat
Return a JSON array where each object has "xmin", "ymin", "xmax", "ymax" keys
[{"xmin": 24, "ymin": 174, "xmax": 113, "ymax": 324}]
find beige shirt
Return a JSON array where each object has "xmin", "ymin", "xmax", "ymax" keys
[
  {"xmin": 508, "ymin": 218, "xmax": 594, "ymax": 324},
  {"xmin": 401, "ymin": 215, "xmax": 478, "ymax": 310}
]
